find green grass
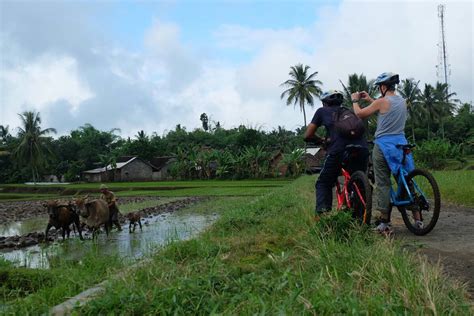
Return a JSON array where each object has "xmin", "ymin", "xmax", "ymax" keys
[
  {"xmin": 0, "ymin": 193, "xmax": 57, "ymax": 201},
  {"xmin": 432, "ymin": 170, "xmax": 474, "ymax": 207},
  {"xmin": 0, "ymin": 179, "xmax": 291, "ymax": 189},
  {"xmin": 2, "ymin": 177, "xmax": 472, "ymax": 314},
  {"xmin": 0, "ymin": 196, "xmax": 254, "ymax": 314},
  {"xmin": 73, "ymin": 176, "xmax": 471, "ymax": 314},
  {"xmin": 0, "ymin": 179, "xmax": 290, "ymax": 201},
  {"xmin": 0, "ymin": 244, "xmax": 126, "ymax": 314}
]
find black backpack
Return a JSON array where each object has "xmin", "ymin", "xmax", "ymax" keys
[{"xmin": 333, "ymin": 107, "xmax": 365, "ymax": 139}]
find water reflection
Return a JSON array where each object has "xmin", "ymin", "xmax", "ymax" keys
[
  {"xmin": 0, "ymin": 212, "xmax": 217, "ymax": 269},
  {"xmin": 0, "ymin": 216, "xmax": 48, "ymax": 237}
]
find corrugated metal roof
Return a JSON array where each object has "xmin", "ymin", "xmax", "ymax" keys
[{"xmin": 83, "ymin": 157, "xmax": 137, "ymax": 174}]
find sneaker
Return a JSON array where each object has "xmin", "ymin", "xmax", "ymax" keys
[
  {"xmin": 374, "ymin": 222, "xmax": 393, "ymax": 236},
  {"xmin": 414, "ymin": 220, "xmax": 424, "ymax": 230}
]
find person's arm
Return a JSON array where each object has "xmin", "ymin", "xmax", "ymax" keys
[
  {"xmin": 109, "ymin": 193, "xmax": 116, "ymax": 207},
  {"xmin": 304, "ymin": 123, "xmax": 318, "ymax": 142},
  {"xmin": 351, "ymin": 91, "xmax": 382, "ymax": 119}
]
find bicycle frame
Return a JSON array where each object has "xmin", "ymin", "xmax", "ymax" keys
[
  {"xmin": 335, "ymin": 167, "xmax": 366, "ymax": 211},
  {"xmin": 390, "ymin": 167, "xmax": 414, "ymax": 206}
]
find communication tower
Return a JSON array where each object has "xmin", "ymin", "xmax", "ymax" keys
[{"xmin": 436, "ymin": 4, "xmax": 450, "ymax": 87}]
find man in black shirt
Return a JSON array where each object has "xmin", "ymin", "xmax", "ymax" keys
[{"xmin": 304, "ymin": 90, "xmax": 368, "ymax": 217}]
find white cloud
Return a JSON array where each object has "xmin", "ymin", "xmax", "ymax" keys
[
  {"xmin": 0, "ymin": 0, "xmax": 471, "ymax": 139},
  {"xmin": 0, "ymin": 55, "xmax": 93, "ymax": 128}
]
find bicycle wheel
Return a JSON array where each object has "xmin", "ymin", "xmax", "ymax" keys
[
  {"xmin": 399, "ymin": 169, "xmax": 440, "ymax": 235},
  {"xmin": 348, "ymin": 170, "xmax": 372, "ymax": 224}
]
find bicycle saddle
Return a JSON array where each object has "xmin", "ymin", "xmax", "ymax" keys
[
  {"xmin": 345, "ymin": 144, "xmax": 365, "ymax": 150},
  {"xmin": 396, "ymin": 144, "xmax": 416, "ymax": 150}
]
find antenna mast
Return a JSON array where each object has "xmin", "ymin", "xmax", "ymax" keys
[{"xmin": 437, "ymin": 4, "xmax": 450, "ymax": 87}]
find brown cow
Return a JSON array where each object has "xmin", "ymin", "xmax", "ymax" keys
[
  {"xmin": 126, "ymin": 212, "xmax": 142, "ymax": 233},
  {"xmin": 44, "ymin": 200, "xmax": 83, "ymax": 241},
  {"xmin": 75, "ymin": 196, "xmax": 110, "ymax": 239}
]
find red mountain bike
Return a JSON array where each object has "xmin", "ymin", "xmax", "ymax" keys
[
  {"xmin": 306, "ymin": 139, "xmax": 372, "ymax": 224},
  {"xmin": 336, "ymin": 145, "xmax": 372, "ymax": 224}
]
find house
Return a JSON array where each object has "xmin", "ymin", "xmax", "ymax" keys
[
  {"xmin": 304, "ymin": 147, "xmax": 326, "ymax": 174},
  {"xmin": 82, "ymin": 156, "xmax": 159, "ymax": 182},
  {"xmin": 149, "ymin": 156, "xmax": 176, "ymax": 180},
  {"xmin": 269, "ymin": 150, "xmax": 287, "ymax": 176}
]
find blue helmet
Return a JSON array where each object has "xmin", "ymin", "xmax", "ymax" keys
[
  {"xmin": 374, "ymin": 72, "xmax": 400, "ymax": 86},
  {"xmin": 320, "ymin": 90, "xmax": 344, "ymax": 105}
]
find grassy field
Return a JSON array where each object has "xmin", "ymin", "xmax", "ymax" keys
[
  {"xmin": 74, "ymin": 176, "xmax": 470, "ymax": 314},
  {"xmin": 1, "ymin": 176, "xmax": 472, "ymax": 314},
  {"xmin": 432, "ymin": 170, "xmax": 474, "ymax": 207},
  {"xmin": 0, "ymin": 179, "xmax": 291, "ymax": 201},
  {"xmin": 0, "ymin": 196, "xmax": 252, "ymax": 314}
]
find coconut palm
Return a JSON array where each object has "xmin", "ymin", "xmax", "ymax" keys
[
  {"xmin": 418, "ymin": 84, "xmax": 438, "ymax": 140},
  {"xmin": 0, "ymin": 125, "xmax": 12, "ymax": 156},
  {"xmin": 398, "ymin": 78, "xmax": 422, "ymax": 142},
  {"xmin": 99, "ymin": 153, "xmax": 117, "ymax": 182},
  {"xmin": 280, "ymin": 64, "xmax": 323, "ymax": 127},
  {"xmin": 13, "ymin": 111, "xmax": 57, "ymax": 182},
  {"xmin": 433, "ymin": 82, "xmax": 459, "ymax": 139},
  {"xmin": 340, "ymin": 73, "xmax": 378, "ymax": 108},
  {"xmin": 340, "ymin": 73, "xmax": 379, "ymax": 136}
]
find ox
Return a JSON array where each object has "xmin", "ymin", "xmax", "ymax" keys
[
  {"xmin": 75, "ymin": 196, "xmax": 110, "ymax": 239},
  {"xmin": 126, "ymin": 212, "xmax": 142, "ymax": 233},
  {"xmin": 44, "ymin": 200, "xmax": 83, "ymax": 241}
]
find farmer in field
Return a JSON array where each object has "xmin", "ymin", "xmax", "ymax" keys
[
  {"xmin": 99, "ymin": 184, "xmax": 122, "ymax": 231},
  {"xmin": 352, "ymin": 72, "xmax": 417, "ymax": 236},
  {"xmin": 304, "ymin": 90, "xmax": 368, "ymax": 219}
]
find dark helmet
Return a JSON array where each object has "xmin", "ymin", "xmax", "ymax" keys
[
  {"xmin": 320, "ymin": 90, "xmax": 344, "ymax": 106},
  {"xmin": 374, "ymin": 72, "xmax": 400, "ymax": 86}
]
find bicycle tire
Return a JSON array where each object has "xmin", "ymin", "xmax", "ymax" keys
[
  {"xmin": 348, "ymin": 170, "xmax": 372, "ymax": 224},
  {"xmin": 399, "ymin": 169, "xmax": 440, "ymax": 236}
]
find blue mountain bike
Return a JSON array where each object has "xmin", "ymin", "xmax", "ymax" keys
[{"xmin": 368, "ymin": 143, "xmax": 441, "ymax": 235}]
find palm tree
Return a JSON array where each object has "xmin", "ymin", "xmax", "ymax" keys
[
  {"xmin": 340, "ymin": 73, "xmax": 379, "ymax": 136},
  {"xmin": 136, "ymin": 130, "xmax": 148, "ymax": 142},
  {"xmin": 340, "ymin": 73, "xmax": 378, "ymax": 108},
  {"xmin": 418, "ymin": 84, "xmax": 438, "ymax": 140},
  {"xmin": 0, "ymin": 125, "xmax": 12, "ymax": 156},
  {"xmin": 13, "ymin": 111, "xmax": 56, "ymax": 182},
  {"xmin": 280, "ymin": 64, "xmax": 323, "ymax": 127},
  {"xmin": 433, "ymin": 82, "xmax": 459, "ymax": 139},
  {"xmin": 398, "ymin": 79, "xmax": 422, "ymax": 142},
  {"xmin": 99, "ymin": 153, "xmax": 117, "ymax": 182}
]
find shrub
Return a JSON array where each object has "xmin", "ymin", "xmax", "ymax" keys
[{"xmin": 414, "ymin": 139, "xmax": 464, "ymax": 169}]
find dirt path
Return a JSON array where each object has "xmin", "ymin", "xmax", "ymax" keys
[{"xmin": 391, "ymin": 203, "xmax": 474, "ymax": 297}]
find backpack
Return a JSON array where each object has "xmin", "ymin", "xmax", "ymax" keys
[{"xmin": 333, "ymin": 107, "xmax": 365, "ymax": 139}]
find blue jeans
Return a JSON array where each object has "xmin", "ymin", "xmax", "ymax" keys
[{"xmin": 315, "ymin": 149, "xmax": 368, "ymax": 213}]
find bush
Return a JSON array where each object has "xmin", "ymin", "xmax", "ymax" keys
[{"xmin": 414, "ymin": 139, "xmax": 464, "ymax": 169}]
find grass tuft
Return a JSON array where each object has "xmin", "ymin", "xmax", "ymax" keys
[{"xmin": 77, "ymin": 176, "xmax": 472, "ymax": 314}]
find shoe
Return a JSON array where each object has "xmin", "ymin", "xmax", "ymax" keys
[
  {"xmin": 374, "ymin": 222, "xmax": 393, "ymax": 237},
  {"xmin": 414, "ymin": 220, "xmax": 424, "ymax": 230}
]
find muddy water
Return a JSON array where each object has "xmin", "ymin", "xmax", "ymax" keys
[
  {"xmin": 0, "ymin": 216, "xmax": 48, "ymax": 237},
  {"xmin": 0, "ymin": 211, "xmax": 217, "ymax": 269}
]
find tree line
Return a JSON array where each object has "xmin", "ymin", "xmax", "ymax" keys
[{"xmin": 1, "ymin": 68, "xmax": 472, "ymax": 183}]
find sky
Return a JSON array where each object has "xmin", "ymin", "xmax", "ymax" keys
[{"xmin": 1, "ymin": 0, "xmax": 472, "ymax": 138}]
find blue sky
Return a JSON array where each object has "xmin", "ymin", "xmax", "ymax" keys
[
  {"xmin": 105, "ymin": 1, "xmax": 335, "ymax": 59},
  {"xmin": 0, "ymin": 0, "xmax": 472, "ymax": 137}
]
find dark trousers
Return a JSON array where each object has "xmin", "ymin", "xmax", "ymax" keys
[
  {"xmin": 315, "ymin": 148, "xmax": 368, "ymax": 213},
  {"xmin": 109, "ymin": 204, "xmax": 122, "ymax": 230}
]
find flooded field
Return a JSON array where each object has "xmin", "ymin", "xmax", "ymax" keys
[
  {"xmin": 0, "ymin": 196, "xmax": 216, "ymax": 268},
  {"xmin": 1, "ymin": 211, "xmax": 217, "ymax": 269}
]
